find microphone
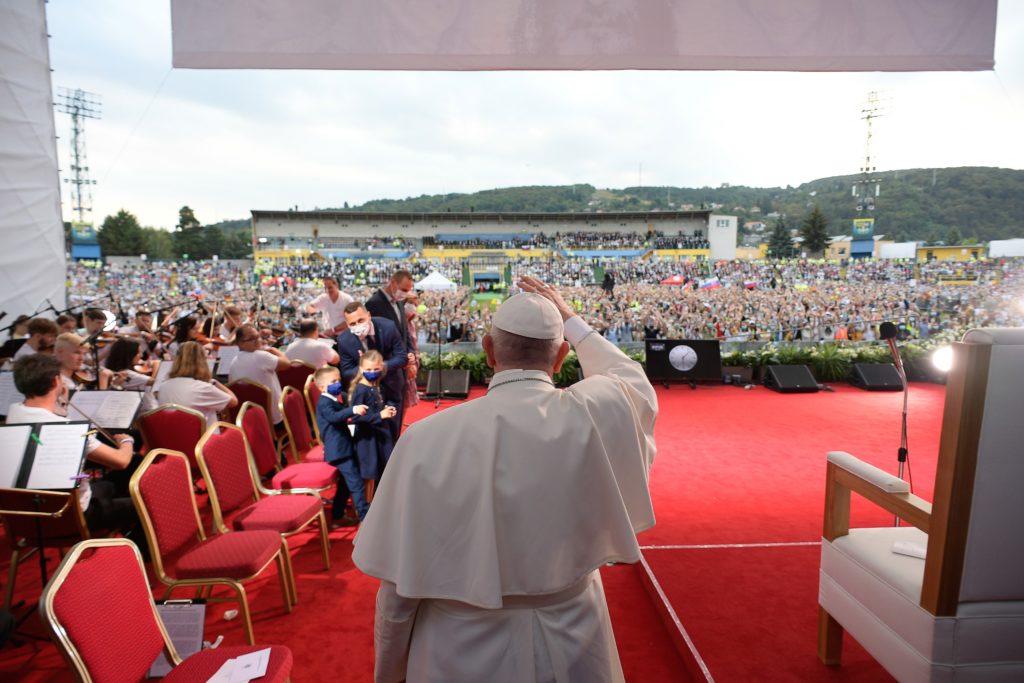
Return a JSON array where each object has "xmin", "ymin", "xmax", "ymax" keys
[
  {"xmin": 879, "ymin": 321, "xmax": 904, "ymax": 374},
  {"xmin": 0, "ymin": 311, "xmax": 5, "ymax": 322},
  {"xmin": 46, "ymin": 298, "xmax": 60, "ymax": 315}
]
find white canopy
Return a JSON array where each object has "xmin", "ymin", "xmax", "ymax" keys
[
  {"xmin": 415, "ymin": 271, "xmax": 458, "ymax": 291},
  {"xmin": 170, "ymin": 0, "xmax": 997, "ymax": 72}
]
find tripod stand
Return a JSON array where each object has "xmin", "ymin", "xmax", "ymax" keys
[{"xmin": 431, "ymin": 298, "xmax": 458, "ymax": 409}]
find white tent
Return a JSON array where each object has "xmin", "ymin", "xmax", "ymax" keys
[{"xmin": 415, "ymin": 271, "xmax": 458, "ymax": 291}]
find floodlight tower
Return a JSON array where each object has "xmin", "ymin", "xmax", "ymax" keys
[
  {"xmin": 852, "ymin": 91, "xmax": 882, "ymax": 214},
  {"xmin": 56, "ymin": 88, "xmax": 102, "ymax": 224}
]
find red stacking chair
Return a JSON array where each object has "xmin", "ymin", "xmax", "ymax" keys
[
  {"xmin": 40, "ymin": 538, "xmax": 293, "ymax": 682},
  {"xmin": 138, "ymin": 404, "xmax": 207, "ymax": 469},
  {"xmin": 237, "ymin": 402, "xmax": 336, "ymax": 492},
  {"xmin": 303, "ymin": 374, "xmax": 323, "ymax": 442},
  {"xmin": 196, "ymin": 422, "xmax": 330, "ymax": 571},
  {"xmin": 225, "ymin": 378, "xmax": 274, "ymax": 430},
  {"xmin": 280, "ymin": 386, "xmax": 324, "ymax": 464},
  {"xmin": 129, "ymin": 449, "xmax": 295, "ymax": 645},
  {"xmin": 276, "ymin": 359, "xmax": 316, "ymax": 393}
]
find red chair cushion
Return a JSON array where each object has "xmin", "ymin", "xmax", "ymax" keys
[
  {"xmin": 231, "ymin": 495, "xmax": 321, "ymax": 533},
  {"xmin": 139, "ymin": 454, "xmax": 203, "ymax": 558},
  {"xmin": 270, "ymin": 462, "xmax": 336, "ymax": 490},
  {"xmin": 173, "ymin": 530, "xmax": 281, "ymax": 579},
  {"xmin": 299, "ymin": 444, "xmax": 325, "ymax": 463},
  {"xmin": 164, "ymin": 645, "xmax": 293, "ymax": 682}
]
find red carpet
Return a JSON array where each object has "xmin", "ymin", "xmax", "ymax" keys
[
  {"xmin": 636, "ymin": 381, "xmax": 945, "ymax": 682},
  {"xmin": 1, "ymin": 382, "xmax": 946, "ymax": 681}
]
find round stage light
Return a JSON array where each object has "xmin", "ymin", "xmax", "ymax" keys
[{"xmin": 931, "ymin": 346, "xmax": 954, "ymax": 373}]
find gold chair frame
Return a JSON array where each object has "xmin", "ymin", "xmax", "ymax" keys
[
  {"xmin": 196, "ymin": 422, "xmax": 330, "ymax": 571},
  {"xmin": 129, "ymin": 449, "xmax": 295, "ymax": 646}
]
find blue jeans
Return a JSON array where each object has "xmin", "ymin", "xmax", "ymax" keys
[{"xmin": 331, "ymin": 456, "xmax": 369, "ymax": 521}]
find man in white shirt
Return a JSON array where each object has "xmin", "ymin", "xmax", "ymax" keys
[
  {"xmin": 353, "ymin": 276, "xmax": 658, "ymax": 683},
  {"xmin": 8, "ymin": 355, "xmax": 139, "ymax": 537},
  {"xmin": 305, "ymin": 276, "xmax": 354, "ymax": 335},
  {"xmin": 12, "ymin": 317, "xmax": 58, "ymax": 360},
  {"xmin": 228, "ymin": 324, "xmax": 290, "ymax": 424},
  {"xmin": 285, "ymin": 319, "xmax": 339, "ymax": 369}
]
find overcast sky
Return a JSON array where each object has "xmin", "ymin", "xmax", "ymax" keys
[{"xmin": 46, "ymin": 1, "xmax": 1024, "ymax": 230}]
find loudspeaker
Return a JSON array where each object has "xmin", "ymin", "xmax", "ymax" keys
[
  {"xmin": 848, "ymin": 363, "xmax": 902, "ymax": 391},
  {"xmin": 763, "ymin": 365, "xmax": 819, "ymax": 393},
  {"xmin": 424, "ymin": 369, "xmax": 471, "ymax": 399}
]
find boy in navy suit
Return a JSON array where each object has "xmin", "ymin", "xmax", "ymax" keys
[{"xmin": 314, "ymin": 366, "xmax": 369, "ymax": 528}]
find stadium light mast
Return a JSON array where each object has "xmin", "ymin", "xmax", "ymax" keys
[
  {"xmin": 852, "ymin": 90, "xmax": 883, "ymax": 215},
  {"xmin": 56, "ymin": 87, "xmax": 102, "ymax": 224}
]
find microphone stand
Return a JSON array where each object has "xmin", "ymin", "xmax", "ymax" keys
[
  {"xmin": 881, "ymin": 323, "xmax": 910, "ymax": 527},
  {"xmin": 434, "ymin": 297, "xmax": 445, "ymax": 408}
]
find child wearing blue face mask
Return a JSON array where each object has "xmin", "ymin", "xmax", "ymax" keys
[
  {"xmin": 314, "ymin": 366, "xmax": 369, "ymax": 528},
  {"xmin": 349, "ymin": 350, "xmax": 398, "ymax": 491}
]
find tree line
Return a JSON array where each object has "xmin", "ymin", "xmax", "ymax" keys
[{"xmin": 94, "ymin": 207, "xmax": 252, "ymax": 260}]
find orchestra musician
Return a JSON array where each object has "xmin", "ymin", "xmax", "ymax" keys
[
  {"xmin": 54, "ymin": 333, "xmax": 112, "ymax": 399},
  {"xmin": 285, "ymin": 319, "xmax": 340, "ymax": 368},
  {"xmin": 8, "ymin": 355, "xmax": 144, "ymax": 543},
  {"xmin": 12, "ymin": 317, "xmax": 58, "ymax": 360},
  {"xmin": 228, "ymin": 323, "xmax": 290, "ymax": 425},
  {"xmin": 155, "ymin": 340, "xmax": 237, "ymax": 428},
  {"xmin": 219, "ymin": 304, "xmax": 246, "ymax": 341}
]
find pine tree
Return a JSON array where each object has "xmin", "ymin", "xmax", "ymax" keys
[
  {"xmin": 800, "ymin": 205, "xmax": 829, "ymax": 256},
  {"xmin": 767, "ymin": 216, "xmax": 794, "ymax": 259},
  {"xmin": 172, "ymin": 205, "xmax": 206, "ymax": 259}
]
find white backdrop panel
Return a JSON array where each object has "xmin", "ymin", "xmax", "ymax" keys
[
  {"xmin": 171, "ymin": 0, "xmax": 997, "ymax": 72},
  {"xmin": 0, "ymin": 0, "xmax": 66, "ymax": 322}
]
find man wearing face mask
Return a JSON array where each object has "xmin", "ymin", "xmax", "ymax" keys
[
  {"xmin": 337, "ymin": 302, "xmax": 408, "ymax": 443},
  {"xmin": 366, "ymin": 270, "xmax": 417, "ymax": 365}
]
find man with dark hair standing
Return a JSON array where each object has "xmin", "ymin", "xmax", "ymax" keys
[
  {"xmin": 366, "ymin": 269, "xmax": 416, "ymax": 360},
  {"xmin": 354, "ymin": 276, "xmax": 658, "ymax": 683},
  {"xmin": 305, "ymin": 276, "xmax": 354, "ymax": 336},
  {"xmin": 337, "ymin": 301, "xmax": 407, "ymax": 443}
]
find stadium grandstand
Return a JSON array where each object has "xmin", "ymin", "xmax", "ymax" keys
[{"xmin": 250, "ymin": 209, "xmax": 738, "ymax": 264}]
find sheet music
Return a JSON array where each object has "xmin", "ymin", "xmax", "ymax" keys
[
  {"xmin": 0, "ymin": 372, "xmax": 25, "ymax": 417},
  {"xmin": 216, "ymin": 346, "xmax": 239, "ymax": 375},
  {"xmin": 0, "ymin": 425, "xmax": 32, "ymax": 487},
  {"xmin": 148, "ymin": 601, "xmax": 206, "ymax": 678},
  {"xmin": 25, "ymin": 423, "xmax": 88, "ymax": 490},
  {"xmin": 68, "ymin": 391, "xmax": 143, "ymax": 430}
]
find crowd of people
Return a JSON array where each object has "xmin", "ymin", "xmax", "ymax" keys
[
  {"xmin": 424, "ymin": 229, "xmax": 710, "ymax": 251},
  {"xmin": 44, "ymin": 253, "xmax": 1023, "ymax": 350}
]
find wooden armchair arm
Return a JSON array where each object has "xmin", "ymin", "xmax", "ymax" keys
[{"xmin": 823, "ymin": 452, "xmax": 932, "ymax": 542}]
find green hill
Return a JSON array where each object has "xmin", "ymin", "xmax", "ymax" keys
[{"xmin": 294, "ymin": 166, "xmax": 1024, "ymax": 243}]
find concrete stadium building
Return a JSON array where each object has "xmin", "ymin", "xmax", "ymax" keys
[{"xmin": 250, "ymin": 209, "xmax": 738, "ymax": 263}]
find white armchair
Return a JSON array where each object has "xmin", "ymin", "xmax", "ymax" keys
[{"xmin": 817, "ymin": 328, "xmax": 1024, "ymax": 682}]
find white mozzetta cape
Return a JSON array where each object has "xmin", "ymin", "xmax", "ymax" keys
[{"xmin": 353, "ymin": 318, "xmax": 657, "ymax": 609}]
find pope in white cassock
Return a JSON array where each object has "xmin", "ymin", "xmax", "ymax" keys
[{"xmin": 352, "ymin": 276, "xmax": 658, "ymax": 683}]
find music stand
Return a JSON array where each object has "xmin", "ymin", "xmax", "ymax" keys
[{"xmin": 0, "ymin": 422, "xmax": 89, "ymax": 634}]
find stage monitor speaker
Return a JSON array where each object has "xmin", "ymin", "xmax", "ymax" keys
[
  {"xmin": 763, "ymin": 365, "xmax": 819, "ymax": 393},
  {"xmin": 424, "ymin": 369, "xmax": 471, "ymax": 399},
  {"xmin": 848, "ymin": 363, "xmax": 903, "ymax": 391}
]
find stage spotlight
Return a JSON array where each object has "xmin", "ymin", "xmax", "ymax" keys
[{"xmin": 931, "ymin": 346, "xmax": 954, "ymax": 373}]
